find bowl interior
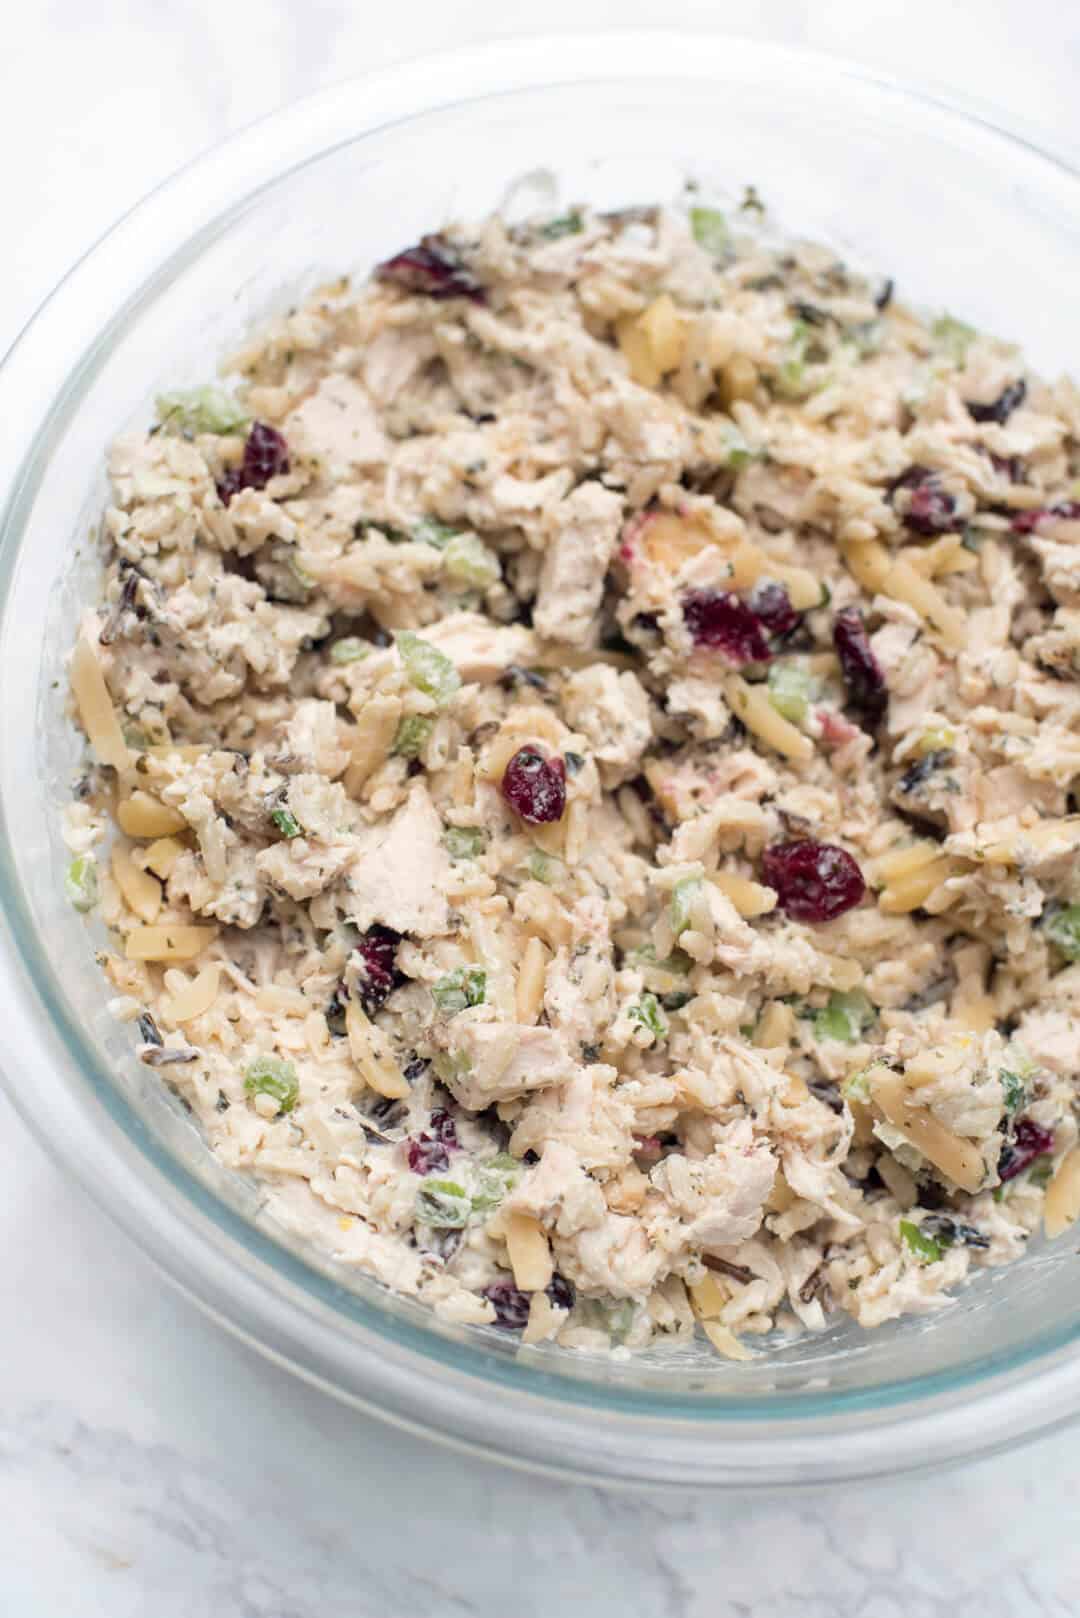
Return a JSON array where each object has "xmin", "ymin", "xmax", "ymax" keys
[{"xmin": 6, "ymin": 61, "xmax": 1080, "ymax": 1424}]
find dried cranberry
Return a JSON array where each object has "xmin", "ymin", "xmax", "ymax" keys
[
  {"xmin": 888, "ymin": 466, "xmax": 957, "ymax": 536},
  {"xmin": 967, "ymin": 379, "xmax": 1026, "ymax": 424},
  {"xmin": 546, "ymin": 1273, "xmax": 575, "ymax": 1311},
  {"xmin": 762, "ymin": 840, "xmax": 866, "ymax": 923},
  {"xmin": 501, "ymin": 747, "xmax": 566, "ymax": 824},
  {"xmin": 354, "ymin": 925, "xmax": 403, "ymax": 1014},
  {"xmin": 682, "ymin": 590, "xmax": 773, "ymax": 664},
  {"xmin": 998, "ymin": 1117, "xmax": 1056, "ymax": 1182},
  {"xmin": 1012, "ymin": 500, "xmax": 1080, "ymax": 533},
  {"xmin": 989, "ymin": 452, "xmax": 1025, "ymax": 484},
  {"xmin": 748, "ymin": 580, "xmax": 801, "ymax": 639},
  {"xmin": 407, "ymin": 1135, "xmax": 450, "ymax": 1175},
  {"xmin": 833, "ymin": 606, "xmax": 887, "ymax": 726},
  {"xmin": 375, "ymin": 236, "xmax": 485, "ymax": 302},
  {"xmin": 428, "ymin": 1107, "xmax": 458, "ymax": 1146},
  {"xmin": 483, "ymin": 1280, "xmax": 532, "ymax": 1330},
  {"xmin": 216, "ymin": 421, "xmax": 290, "ymax": 506}
]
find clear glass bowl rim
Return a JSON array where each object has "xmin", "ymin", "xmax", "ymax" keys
[{"xmin": 4, "ymin": 31, "xmax": 1080, "ymax": 1488}]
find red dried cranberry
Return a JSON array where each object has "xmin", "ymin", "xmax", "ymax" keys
[
  {"xmin": 967, "ymin": 379, "xmax": 1026, "ymax": 424},
  {"xmin": 889, "ymin": 466, "xmax": 957, "ymax": 535},
  {"xmin": 748, "ymin": 580, "xmax": 801, "ymax": 638},
  {"xmin": 546, "ymin": 1273, "xmax": 575, "ymax": 1311},
  {"xmin": 375, "ymin": 236, "xmax": 485, "ymax": 302},
  {"xmin": 1012, "ymin": 500, "xmax": 1080, "ymax": 533},
  {"xmin": 483, "ymin": 1280, "xmax": 532, "ymax": 1330},
  {"xmin": 762, "ymin": 840, "xmax": 866, "ymax": 923},
  {"xmin": 428, "ymin": 1107, "xmax": 458, "ymax": 1146},
  {"xmin": 407, "ymin": 1135, "xmax": 450, "ymax": 1175},
  {"xmin": 354, "ymin": 925, "xmax": 403, "ymax": 1014},
  {"xmin": 998, "ymin": 1117, "xmax": 1056, "ymax": 1182},
  {"xmin": 682, "ymin": 589, "xmax": 773, "ymax": 664},
  {"xmin": 216, "ymin": 421, "xmax": 290, "ymax": 505},
  {"xmin": 833, "ymin": 607, "xmax": 887, "ymax": 726},
  {"xmin": 501, "ymin": 747, "xmax": 566, "ymax": 824}
]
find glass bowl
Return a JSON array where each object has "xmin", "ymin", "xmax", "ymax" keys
[{"xmin": 4, "ymin": 32, "xmax": 1080, "ymax": 1489}]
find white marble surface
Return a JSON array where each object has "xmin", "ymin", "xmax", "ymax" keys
[{"xmin": 5, "ymin": 3, "xmax": 1080, "ymax": 1613}]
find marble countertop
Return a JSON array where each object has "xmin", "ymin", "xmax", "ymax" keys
[{"xmin": 4, "ymin": 3, "xmax": 1080, "ymax": 1613}]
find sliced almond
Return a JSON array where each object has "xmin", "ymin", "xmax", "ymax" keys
[
  {"xmin": 142, "ymin": 836, "xmax": 186, "ymax": 880},
  {"xmin": 872, "ymin": 1071, "xmax": 984, "ymax": 1193},
  {"xmin": 70, "ymin": 629, "xmax": 130, "ymax": 771},
  {"xmin": 125, "ymin": 924, "xmax": 218, "ymax": 963},
  {"xmin": 505, "ymin": 1212, "xmax": 554, "ymax": 1292},
  {"xmin": 116, "ymin": 790, "xmax": 187, "ymax": 838},
  {"xmin": 345, "ymin": 1000, "xmax": 410, "ymax": 1098},
  {"xmin": 160, "ymin": 963, "xmax": 221, "ymax": 1025},
  {"xmin": 111, "ymin": 841, "xmax": 162, "ymax": 923},
  {"xmin": 1044, "ymin": 1147, "xmax": 1080, "ymax": 1239}
]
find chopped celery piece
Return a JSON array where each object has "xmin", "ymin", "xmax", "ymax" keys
[
  {"xmin": 393, "ymin": 715, "xmax": 433, "ymax": 757},
  {"xmin": 413, "ymin": 517, "xmax": 460, "ymax": 550},
  {"xmin": 670, "ymin": 876, "xmax": 705, "ymax": 936},
  {"xmin": 432, "ymin": 967, "xmax": 487, "ymax": 1015},
  {"xmin": 718, "ymin": 422, "xmax": 757, "ymax": 470},
  {"xmin": 396, "ymin": 631, "xmax": 461, "ymax": 708},
  {"xmin": 288, "ymin": 554, "xmax": 315, "ymax": 590},
  {"xmin": 65, "ymin": 854, "xmax": 98, "ymax": 912},
  {"xmin": 392, "ymin": 715, "xmax": 435, "ymax": 758},
  {"xmin": 900, "ymin": 1219, "xmax": 943, "ymax": 1264},
  {"xmin": 155, "ymin": 384, "xmax": 250, "ymax": 436},
  {"xmin": 774, "ymin": 320, "xmax": 812, "ymax": 399},
  {"xmin": 840, "ymin": 1061, "xmax": 883, "ymax": 1104},
  {"xmin": 330, "ymin": 637, "xmax": 368, "ymax": 665},
  {"xmin": 539, "ymin": 211, "xmax": 583, "ymax": 240},
  {"xmin": 917, "ymin": 726, "xmax": 955, "ymax": 756},
  {"xmin": 690, "ymin": 206, "xmax": 730, "ymax": 257},
  {"xmin": 1029, "ymin": 1158, "xmax": 1055, "ymax": 1189},
  {"xmin": 270, "ymin": 806, "xmax": 302, "ymax": 839},
  {"xmin": 443, "ymin": 533, "xmax": 500, "ymax": 590},
  {"xmin": 415, "ymin": 1179, "xmax": 471, "ymax": 1229},
  {"xmin": 527, "ymin": 848, "xmax": 564, "ymax": 885},
  {"xmin": 814, "ymin": 990, "xmax": 875, "ymax": 1044},
  {"xmin": 1000, "ymin": 1069, "xmax": 1027, "ymax": 1115},
  {"xmin": 443, "ymin": 826, "xmax": 487, "ymax": 861},
  {"xmin": 1044, "ymin": 903, "xmax": 1080, "ymax": 962},
  {"xmin": 471, "ymin": 1151, "xmax": 520, "ymax": 1211},
  {"xmin": 244, "ymin": 1055, "xmax": 299, "ymax": 1114},
  {"xmin": 931, "ymin": 313, "xmax": 976, "ymax": 365},
  {"xmin": 628, "ymin": 993, "xmax": 668, "ymax": 1042},
  {"xmin": 767, "ymin": 662, "xmax": 811, "ymax": 724}
]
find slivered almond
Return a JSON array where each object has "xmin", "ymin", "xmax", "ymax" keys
[
  {"xmin": 841, "ymin": 538, "xmax": 891, "ymax": 594},
  {"xmin": 701, "ymin": 1320, "xmax": 754, "ymax": 1361},
  {"xmin": 879, "ymin": 856, "xmax": 957, "ymax": 914},
  {"xmin": 725, "ymin": 675, "xmax": 813, "ymax": 762},
  {"xmin": 712, "ymin": 869, "xmax": 776, "ymax": 918},
  {"xmin": 753, "ymin": 1002, "xmax": 795, "ymax": 1048},
  {"xmin": 505, "ymin": 1212, "xmax": 553, "ymax": 1292},
  {"xmin": 515, "ymin": 935, "xmax": 549, "ymax": 1025},
  {"xmin": 688, "ymin": 1273, "xmax": 727, "ymax": 1320}
]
